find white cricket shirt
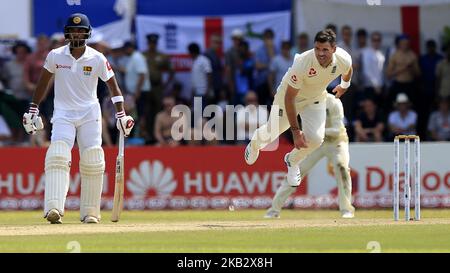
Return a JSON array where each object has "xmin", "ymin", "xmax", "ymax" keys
[
  {"xmin": 279, "ymin": 47, "xmax": 352, "ymax": 100},
  {"xmin": 44, "ymin": 45, "xmax": 114, "ymax": 111}
]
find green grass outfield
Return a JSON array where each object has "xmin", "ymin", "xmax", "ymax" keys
[{"xmin": 0, "ymin": 209, "xmax": 449, "ymax": 253}]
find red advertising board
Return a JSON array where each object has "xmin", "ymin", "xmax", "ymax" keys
[{"xmin": 0, "ymin": 145, "xmax": 307, "ymax": 210}]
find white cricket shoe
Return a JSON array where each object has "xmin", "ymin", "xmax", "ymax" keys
[
  {"xmin": 341, "ymin": 211, "xmax": 355, "ymax": 219},
  {"xmin": 83, "ymin": 216, "xmax": 99, "ymax": 224},
  {"xmin": 46, "ymin": 208, "xmax": 62, "ymax": 224},
  {"xmin": 284, "ymin": 154, "xmax": 301, "ymax": 186},
  {"xmin": 244, "ymin": 142, "xmax": 259, "ymax": 165},
  {"xmin": 264, "ymin": 209, "xmax": 280, "ymax": 219}
]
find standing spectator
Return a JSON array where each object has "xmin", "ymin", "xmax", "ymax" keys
[
  {"xmin": 24, "ymin": 35, "xmax": 50, "ymax": 95},
  {"xmin": 386, "ymin": 35, "xmax": 421, "ymax": 110},
  {"xmin": 354, "ymin": 28, "xmax": 368, "ymax": 87},
  {"xmin": 387, "ymin": 93, "xmax": 417, "ymax": 138},
  {"xmin": 106, "ymin": 40, "xmax": 127, "ymax": 90},
  {"xmin": 428, "ymin": 96, "xmax": 450, "ymax": 141},
  {"xmin": 361, "ymin": 32, "xmax": 386, "ymax": 105},
  {"xmin": 154, "ymin": 96, "xmax": 180, "ymax": 146},
  {"xmin": 123, "ymin": 41, "xmax": 152, "ymax": 141},
  {"xmin": 24, "ymin": 35, "xmax": 52, "ymax": 119},
  {"xmin": 144, "ymin": 33, "xmax": 175, "ymax": 144},
  {"xmin": 418, "ymin": 40, "xmax": 443, "ymax": 137},
  {"xmin": 325, "ymin": 23, "xmax": 338, "ymax": 37},
  {"xmin": 0, "ymin": 114, "xmax": 12, "ymax": 146},
  {"xmin": 233, "ymin": 40, "xmax": 254, "ymax": 105},
  {"xmin": 205, "ymin": 34, "xmax": 224, "ymax": 102},
  {"xmin": 337, "ymin": 25, "xmax": 358, "ymax": 121},
  {"xmin": 2, "ymin": 42, "xmax": 32, "ymax": 143},
  {"xmin": 268, "ymin": 41, "xmax": 293, "ymax": 96},
  {"xmin": 225, "ymin": 29, "xmax": 244, "ymax": 101},
  {"xmin": 236, "ymin": 91, "xmax": 268, "ymax": 144},
  {"xmin": 420, "ymin": 40, "xmax": 442, "ymax": 101},
  {"xmin": 188, "ymin": 43, "xmax": 212, "ymax": 108},
  {"xmin": 436, "ymin": 45, "xmax": 450, "ymax": 99},
  {"xmin": 291, "ymin": 32, "xmax": 309, "ymax": 56},
  {"xmin": 353, "ymin": 98, "xmax": 385, "ymax": 142},
  {"xmin": 254, "ymin": 28, "xmax": 278, "ymax": 105},
  {"xmin": 337, "ymin": 25, "xmax": 353, "ymax": 54}
]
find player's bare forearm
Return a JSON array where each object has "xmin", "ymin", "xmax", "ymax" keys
[
  {"xmin": 106, "ymin": 76, "xmax": 124, "ymax": 112},
  {"xmin": 342, "ymin": 66, "xmax": 353, "ymax": 82},
  {"xmin": 31, "ymin": 69, "xmax": 54, "ymax": 105},
  {"xmin": 285, "ymin": 85, "xmax": 300, "ymax": 130}
]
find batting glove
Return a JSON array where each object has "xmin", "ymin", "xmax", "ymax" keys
[
  {"xmin": 116, "ymin": 110, "xmax": 135, "ymax": 137},
  {"xmin": 23, "ymin": 103, "xmax": 44, "ymax": 135}
]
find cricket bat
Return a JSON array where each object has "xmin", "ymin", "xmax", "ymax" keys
[{"xmin": 111, "ymin": 131, "xmax": 125, "ymax": 222}]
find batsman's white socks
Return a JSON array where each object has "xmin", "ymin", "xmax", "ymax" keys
[
  {"xmin": 44, "ymin": 141, "xmax": 71, "ymax": 218},
  {"xmin": 284, "ymin": 154, "xmax": 301, "ymax": 186},
  {"xmin": 79, "ymin": 146, "xmax": 105, "ymax": 222},
  {"xmin": 269, "ymin": 179, "xmax": 297, "ymax": 213}
]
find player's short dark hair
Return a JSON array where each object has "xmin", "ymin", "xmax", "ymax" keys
[
  {"xmin": 314, "ymin": 29, "xmax": 336, "ymax": 45},
  {"xmin": 12, "ymin": 41, "xmax": 31, "ymax": 55},
  {"xmin": 426, "ymin": 39, "xmax": 437, "ymax": 48},
  {"xmin": 263, "ymin": 28, "xmax": 274, "ymax": 39},
  {"xmin": 341, "ymin": 25, "xmax": 352, "ymax": 33},
  {"xmin": 325, "ymin": 23, "xmax": 337, "ymax": 34},
  {"xmin": 356, "ymin": 28, "xmax": 368, "ymax": 38},
  {"xmin": 281, "ymin": 40, "xmax": 291, "ymax": 49},
  {"xmin": 188, "ymin": 43, "xmax": 200, "ymax": 55}
]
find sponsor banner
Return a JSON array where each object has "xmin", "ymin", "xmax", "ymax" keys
[{"xmin": 0, "ymin": 143, "xmax": 450, "ymax": 210}]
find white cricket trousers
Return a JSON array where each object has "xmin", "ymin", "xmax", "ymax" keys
[
  {"xmin": 250, "ymin": 91, "xmax": 327, "ymax": 167},
  {"xmin": 299, "ymin": 139, "xmax": 354, "ymax": 213},
  {"xmin": 269, "ymin": 138, "xmax": 354, "ymax": 214},
  {"xmin": 51, "ymin": 103, "xmax": 102, "ymax": 151}
]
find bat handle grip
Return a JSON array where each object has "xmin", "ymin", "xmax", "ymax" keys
[{"xmin": 118, "ymin": 131, "xmax": 125, "ymax": 156}]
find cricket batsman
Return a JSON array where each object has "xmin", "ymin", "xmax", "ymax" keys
[
  {"xmin": 265, "ymin": 93, "xmax": 355, "ymax": 218},
  {"xmin": 22, "ymin": 13, "xmax": 134, "ymax": 224},
  {"xmin": 245, "ymin": 29, "xmax": 353, "ymax": 190}
]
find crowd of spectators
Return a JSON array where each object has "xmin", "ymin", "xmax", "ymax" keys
[{"xmin": 0, "ymin": 24, "xmax": 449, "ymax": 147}]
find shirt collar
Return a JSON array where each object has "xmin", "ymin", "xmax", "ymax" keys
[{"xmin": 63, "ymin": 45, "xmax": 91, "ymax": 60}]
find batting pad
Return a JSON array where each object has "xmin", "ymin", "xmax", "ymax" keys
[
  {"xmin": 79, "ymin": 146, "xmax": 105, "ymax": 221},
  {"xmin": 44, "ymin": 141, "xmax": 72, "ymax": 217}
]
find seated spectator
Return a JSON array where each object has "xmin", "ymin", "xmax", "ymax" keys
[
  {"xmin": 154, "ymin": 96, "xmax": 181, "ymax": 147},
  {"xmin": 436, "ymin": 45, "xmax": 450, "ymax": 99},
  {"xmin": 0, "ymin": 114, "xmax": 12, "ymax": 146},
  {"xmin": 168, "ymin": 81, "xmax": 189, "ymax": 106},
  {"xmin": 427, "ymin": 97, "xmax": 450, "ymax": 141},
  {"xmin": 2, "ymin": 41, "xmax": 31, "ymax": 143},
  {"xmin": 388, "ymin": 93, "xmax": 417, "ymax": 138},
  {"xmin": 102, "ymin": 93, "xmax": 137, "ymax": 146},
  {"xmin": 236, "ymin": 91, "xmax": 268, "ymax": 144},
  {"xmin": 234, "ymin": 40, "xmax": 254, "ymax": 105},
  {"xmin": 353, "ymin": 98, "xmax": 385, "ymax": 142}
]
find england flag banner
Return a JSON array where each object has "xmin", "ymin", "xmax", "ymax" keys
[{"xmin": 135, "ymin": 11, "xmax": 290, "ymax": 97}]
